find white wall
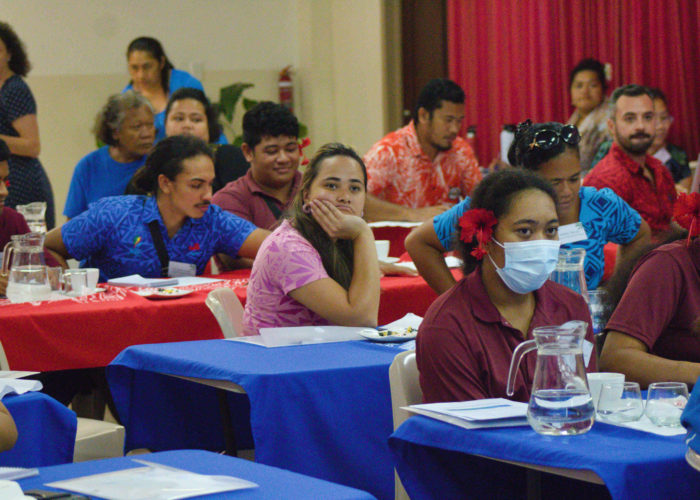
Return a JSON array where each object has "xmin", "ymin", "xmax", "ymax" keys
[{"xmin": 1, "ymin": 0, "xmax": 390, "ymax": 220}]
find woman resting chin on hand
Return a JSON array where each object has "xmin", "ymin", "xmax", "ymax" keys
[{"xmin": 242, "ymin": 143, "xmax": 380, "ymax": 335}]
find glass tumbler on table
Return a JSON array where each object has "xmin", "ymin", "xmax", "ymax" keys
[
  {"xmin": 645, "ymin": 382, "xmax": 689, "ymax": 427},
  {"xmin": 597, "ymin": 381, "xmax": 644, "ymax": 423}
]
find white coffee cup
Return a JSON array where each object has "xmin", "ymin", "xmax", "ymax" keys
[
  {"xmin": 83, "ymin": 267, "xmax": 100, "ymax": 290},
  {"xmin": 375, "ymin": 240, "xmax": 390, "ymax": 261},
  {"xmin": 587, "ymin": 372, "xmax": 625, "ymax": 409}
]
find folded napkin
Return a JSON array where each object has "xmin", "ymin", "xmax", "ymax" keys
[{"xmin": 0, "ymin": 379, "xmax": 43, "ymax": 400}]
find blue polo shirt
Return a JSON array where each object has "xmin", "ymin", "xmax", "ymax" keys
[
  {"xmin": 62, "ymin": 195, "xmax": 256, "ymax": 280},
  {"xmin": 64, "ymin": 146, "xmax": 146, "ymax": 218},
  {"xmin": 432, "ymin": 187, "xmax": 641, "ymax": 290}
]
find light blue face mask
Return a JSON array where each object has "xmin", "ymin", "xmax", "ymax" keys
[{"xmin": 488, "ymin": 239, "xmax": 560, "ymax": 294}]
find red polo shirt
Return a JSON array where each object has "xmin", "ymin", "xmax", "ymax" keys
[
  {"xmin": 417, "ymin": 269, "xmax": 597, "ymax": 404},
  {"xmin": 606, "ymin": 238, "xmax": 700, "ymax": 362},
  {"xmin": 583, "ymin": 142, "xmax": 676, "ymax": 235},
  {"xmin": 212, "ymin": 170, "xmax": 302, "ymax": 230}
]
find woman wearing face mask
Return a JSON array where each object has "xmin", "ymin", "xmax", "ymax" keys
[
  {"xmin": 406, "ymin": 121, "xmax": 650, "ymax": 295},
  {"xmin": 242, "ymin": 143, "xmax": 380, "ymax": 335},
  {"xmin": 417, "ymin": 169, "xmax": 597, "ymax": 404}
]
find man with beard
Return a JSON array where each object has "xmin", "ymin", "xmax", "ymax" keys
[
  {"xmin": 584, "ymin": 85, "xmax": 676, "ymax": 235},
  {"xmin": 363, "ymin": 79, "xmax": 481, "ymax": 222}
]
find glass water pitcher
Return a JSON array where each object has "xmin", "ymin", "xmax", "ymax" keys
[
  {"xmin": 506, "ymin": 320, "xmax": 594, "ymax": 435},
  {"xmin": 1, "ymin": 232, "xmax": 51, "ymax": 303},
  {"xmin": 550, "ymin": 248, "xmax": 588, "ymax": 298}
]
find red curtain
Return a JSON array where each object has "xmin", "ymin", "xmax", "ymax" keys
[{"xmin": 448, "ymin": 0, "xmax": 700, "ymax": 165}]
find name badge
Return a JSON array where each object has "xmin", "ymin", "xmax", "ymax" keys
[
  {"xmin": 168, "ymin": 260, "xmax": 196, "ymax": 278},
  {"xmin": 558, "ymin": 222, "xmax": 588, "ymax": 245}
]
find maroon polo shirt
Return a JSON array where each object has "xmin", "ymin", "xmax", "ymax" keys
[
  {"xmin": 417, "ymin": 269, "xmax": 597, "ymax": 404},
  {"xmin": 583, "ymin": 142, "xmax": 676, "ymax": 235},
  {"xmin": 606, "ymin": 238, "xmax": 700, "ymax": 362},
  {"xmin": 211, "ymin": 170, "xmax": 302, "ymax": 230}
]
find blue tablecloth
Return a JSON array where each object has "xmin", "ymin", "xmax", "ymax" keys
[
  {"xmin": 1, "ymin": 392, "xmax": 77, "ymax": 466},
  {"xmin": 18, "ymin": 449, "xmax": 376, "ymax": 499},
  {"xmin": 389, "ymin": 415, "xmax": 700, "ymax": 500},
  {"xmin": 107, "ymin": 340, "xmax": 399, "ymax": 500}
]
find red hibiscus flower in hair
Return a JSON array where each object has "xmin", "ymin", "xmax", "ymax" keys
[
  {"xmin": 298, "ymin": 137, "xmax": 311, "ymax": 166},
  {"xmin": 674, "ymin": 192, "xmax": 700, "ymax": 245},
  {"xmin": 459, "ymin": 208, "xmax": 498, "ymax": 259}
]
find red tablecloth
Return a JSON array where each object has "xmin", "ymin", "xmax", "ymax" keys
[
  {"xmin": 371, "ymin": 225, "xmax": 418, "ymax": 257},
  {"xmin": 0, "ymin": 269, "xmax": 440, "ymax": 372}
]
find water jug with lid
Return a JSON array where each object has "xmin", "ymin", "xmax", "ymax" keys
[
  {"xmin": 1, "ymin": 232, "xmax": 51, "ymax": 303},
  {"xmin": 506, "ymin": 320, "xmax": 594, "ymax": 435}
]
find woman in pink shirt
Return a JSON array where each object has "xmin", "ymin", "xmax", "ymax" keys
[{"xmin": 242, "ymin": 143, "xmax": 380, "ymax": 335}]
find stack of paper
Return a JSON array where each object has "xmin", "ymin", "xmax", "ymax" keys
[
  {"xmin": 405, "ymin": 398, "xmax": 529, "ymax": 430},
  {"xmin": 0, "ymin": 379, "xmax": 43, "ymax": 400},
  {"xmin": 108, "ymin": 275, "xmax": 179, "ymax": 288}
]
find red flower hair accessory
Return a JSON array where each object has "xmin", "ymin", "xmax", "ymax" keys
[
  {"xmin": 298, "ymin": 137, "xmax": 311, "ymax": 166},
  {"xmin": 674, "ymin": 192, "xmax": 700, "ymax": 246},
  {"xmin": 458, "ymin": 208, "xmax": 498, "ymax": 259}
]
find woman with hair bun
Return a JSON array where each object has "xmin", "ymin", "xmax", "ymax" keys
[
  {"xmin": 417, "ymin": 168, "xmax": 597, "ymax": 404},
  {"xmin": 44, "ymin": 135, "xmax": 267, "ymax": 280},
  {"xmin": 406, "ymin": 120, "xmax": 650, "ymax": 295},
  {"xmin": 0, "ymin": 21, "xmax": 55, "ymax": 228}
]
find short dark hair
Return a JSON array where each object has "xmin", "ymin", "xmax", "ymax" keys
[
  {"xmin": 508, "ymin": 120, "xmax": 579, "ymax": 170},
  {"xmin": 457, "ymin": 169, "xmax": 557, "ymax": 275},
  {"xmin": 0, "ymin": 138, "xmax": 10, "ymax": 162},
  {"xmin": 412, "ymin": 78, "xmax": 465, "ymax": 123},
  {"xmin": 93, "ymin": 91, "xmax": 153, "ymax": 146},
  {"xmin": 130, "ymin": 135, "xmax": 213, "ymax": 195},
  {"xmin": 569, "ymin": 58, "xmax": 607, "ymax": 93},
  {"xmin": 165, "ymin": 87, "xmax": 222, "ymax": 143},
  {"xmin": 242, "ymin": 101, "xmax": 299, "ymax": 150},
  {"xmin": 647, "ymin": 87, "xmax": 668, "ymax": 106},
  {"xmin": 0, "ymin": 22, "xmax": 31, "ymax": 76},
  {"xmin": 126, "ymin": 37, "xmax": 174, "ymax": 94},
  {"xmin": 609, "ymin": 84, "xmax": 653, "ymax": 116}
]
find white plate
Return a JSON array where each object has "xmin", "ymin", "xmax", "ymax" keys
[
  {"xmin": 133, "ymin": 288, "xmax": 194, "ymax": 300},
  {"xmin": 359, "ymin": 327, "xmax": 418, "ymax": 343},
  {"xmin": 379, "ymin": 257, "xmax": 401, "ymax": 264}
]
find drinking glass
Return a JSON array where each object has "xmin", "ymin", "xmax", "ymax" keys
[
  {"xmin": 597, "ymin": 381, "xmax": 644, "ymax": 423},
  {"xmin": 645, "ymin": 382, "xmax": 689, "ymax": 427},
  {"xmin": 61, "ymin": 269, "xmax": 87, "ymax": 297}
]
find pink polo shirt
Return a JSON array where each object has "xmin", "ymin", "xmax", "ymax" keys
[
  {"xmin": 417, "ymin": 269, "xmax": 596, "ymax": 403},
  {"xmin": 606, "ymin": 238, "xmax": 700, "ymax": 361},
  {"xmin": 212, "ymin": 170, "xmax": 302, "ymax": 230},
  {"xmin": 242, "ymin": 220, "xmax": 331, "ymax": 335}
]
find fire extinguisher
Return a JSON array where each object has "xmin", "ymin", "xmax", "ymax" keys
[{"xmin": 279, "ymin": 65, "xmax": 293, "ymax": 112}]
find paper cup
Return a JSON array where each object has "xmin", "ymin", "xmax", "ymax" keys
[
  {"xmin": 587, "ymin": 372, "xmax": 625, "ymax": 409},
  {"xmin": 375, "ymin": 240, "xmax": 390, "ymax": 261}
]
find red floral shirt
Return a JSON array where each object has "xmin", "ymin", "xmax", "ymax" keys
[
  {"xmin": 583, "ymin": 142, "xmax": 676, "ymax": 234},
  {"xmin": 363, "ymin": 122, "xmax": 481, "ymax": 208}
]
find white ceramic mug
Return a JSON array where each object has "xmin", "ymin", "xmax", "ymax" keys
[
  {"xmin": 587, "ymin": 372, "xmax": 625, "ymax": 410},
  {"xmin": 375, "ymin": 240, "xmax": 390, "ymax": 261}
]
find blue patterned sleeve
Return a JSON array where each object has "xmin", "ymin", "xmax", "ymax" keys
[
  {"xmin": 596, "ymin": 188, "xmax": 642, "ymax": 244},
  {"xmin": 61, "ymin": 198, "xmax": 114, "ymax": 260},
  {"xmin": 210, "ymin": 205, "xmax": 257, "ymax": 256},
  {"xmin": 433, "ymin": 197, "xmax": 471, "ymax": 250}
]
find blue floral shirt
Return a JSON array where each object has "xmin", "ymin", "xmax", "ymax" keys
[
  {"xmin": 432, "ymin": 187, "xmax": 641, "ymax": 289},
  {"xmin": 62, "ymin": 195, "xmax": 256, "ymax": 280}
]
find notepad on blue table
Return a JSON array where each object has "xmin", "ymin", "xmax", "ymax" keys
[{"xmin": 404, "ymin": 398, "xmax": 529, "ymax": 429}]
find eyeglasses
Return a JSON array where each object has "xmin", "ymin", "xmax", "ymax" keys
[{"xmin": 528, "ymin": 125, "xmax": 581, "ymax": 151}]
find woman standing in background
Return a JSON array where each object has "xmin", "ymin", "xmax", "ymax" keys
[{"xmin": 0, "ymin": 21, "xmax": 55, "ymax": 228}]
